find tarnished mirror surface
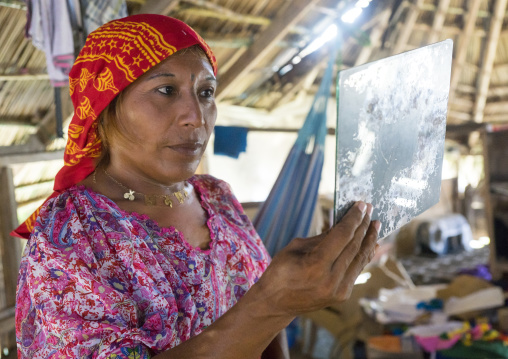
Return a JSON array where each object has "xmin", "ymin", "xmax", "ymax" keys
[{"xmin": 334, "ymin": 40, "xmax": 453, "ymax": 238}]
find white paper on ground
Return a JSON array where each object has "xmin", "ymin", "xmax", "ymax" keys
[{"xmin": 444, "ymin": 287, "xmax": 505, "ymax": 316}]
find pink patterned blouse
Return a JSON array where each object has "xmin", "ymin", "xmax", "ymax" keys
[{"xmin": 16, "ymin": 175, "xmax": 270, "ymax": 358}]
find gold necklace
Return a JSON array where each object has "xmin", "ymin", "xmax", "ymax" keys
[{"xmin": 101, "ymin": 169, "xmax": 189, "ymax": 207}]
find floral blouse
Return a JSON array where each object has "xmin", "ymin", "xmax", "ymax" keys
[{"xmin": 16, "ymin": 175, "xmax": 270, "ymax": 358}]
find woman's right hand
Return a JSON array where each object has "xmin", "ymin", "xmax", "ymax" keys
[
  {"xmin": 156, "ymin": 201, "xmax": 380, "ymax": 359},
  {"xmin": 253, "ymin": 201, "xmax": 380, "ymax": 318}
]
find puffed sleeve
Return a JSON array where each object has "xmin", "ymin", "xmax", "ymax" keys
[{"xmin": 16, "ymin": 190, "xmax": 201, "ymax": 358}]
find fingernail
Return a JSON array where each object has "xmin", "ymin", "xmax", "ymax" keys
[
  {"xmin": 374, "ymin": 221, "xmax": 382, "ymax": 232},
  {"xmin": 367, "ymin": 204, "xmax": 374, "ymax": 217},
  {"xmin": 358, "ymin": 202, "xmax": 367, "ymax": 214}
]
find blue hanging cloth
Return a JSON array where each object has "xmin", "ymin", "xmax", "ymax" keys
[
  {"xmin": 253, "ymin": 47, "xmax": 338, "ymax": 256},
  {"xmin": 214, "ymin": 126, "xmax": 249, "ymax": 158}
]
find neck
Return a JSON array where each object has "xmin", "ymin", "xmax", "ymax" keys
[
  {"xmin": 97, "ymin": 165, "xmax": 192, "ymax": 207},
  {"xmin": 104, "ymin": 164, "xmax": 187, "ymax": 194}
]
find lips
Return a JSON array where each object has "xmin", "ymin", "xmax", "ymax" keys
[{"xmin": 168, "ymin": 142, "xmax": 203, "ymax": 156}]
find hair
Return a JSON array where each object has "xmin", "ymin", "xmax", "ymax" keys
[
  {"xmin": 95, "ymin": 45, "xmax": 210, "ymax": 168},
  {"xmin": 96, "ymin": 92, "xmax": 123, "ymax": 167}
]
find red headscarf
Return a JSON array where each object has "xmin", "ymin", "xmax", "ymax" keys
[{"xmin": 12, "ymin": 14, "xmax": 217, "ymax": 239}]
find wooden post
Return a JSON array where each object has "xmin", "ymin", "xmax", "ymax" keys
[
  {"xmin": 0, "ymin": 167, "xmax": 20, "ymax": 307},
  {"xmin": 0, "ymin": 166, "xmax": 21, "ymax": 355}
]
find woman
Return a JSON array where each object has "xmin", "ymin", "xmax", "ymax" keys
[{"xmin": 14, "ymin": 14, "xmax": 380, "ymax": 359}]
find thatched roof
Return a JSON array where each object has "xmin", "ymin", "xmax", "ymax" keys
[{"xmin": 3, "ymin": 0, "xmax": 508, "ymax": 144}]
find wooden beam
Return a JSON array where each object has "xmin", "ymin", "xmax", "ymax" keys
[
  {"xmin": 448, "ymin": 110, "xmax": 472, "ymax": 122},
  {"xmin": 0, "ymin": 135, "xmax": 46, "ymax": 157},
  {"xmin": 446, "ymin": 122, "xmax": 484, "ymax": 134},
  {"xmin": 0, "ymin": 150, "xmax": 63, "ymax": 167},
  {"xmin": 136, "ymin": 0, "xmax": 179, "ymax": 14},
  {"xmin": 180, "ymin": 0, "xmax": 325, "ymax": 32},
  {"xmin": 484, "ymin": 101, "xmax": 508, "ymax": 114},
  {"xmin": 179, "ymin": 0, "xmax": 270, "ymax": 26},
  {"xmin": 428, "ymin": 0, "xmax": 451, "ymax": 44},
  {"xmin": 419, "ymin": 2, "xmax": 504, "ymax": 18},
  {"xmin": 204, "ymin": 36, "xmax": 295, "ymax": 49},
  {"xmin": 216, "ymin": 0, "xmax": 320, "ymax": 100},
  {"xmin": 270, "ymin": 59, "xmax": 326, "ymax": 108},
  {"xmin": 271, "ymin": 5, "xmax": 389, "ymax": 108},
  {"xmin": 178, "ymin": 7, "xmax": 269, "ymax": 26},
  {"xmin": 473, "ymin": 0, "xmax": 508, "ymax": 123},
  {"xmin": 448, "ymin": 0, "xmax": 482, "ymax": 104},
  {"xmin": 413, "ymin": 23, "xmax": 487, "ymax": 37},
  {"xmin": 488, "ymin": 86, "xmax": 508, "ymax": 98},
  {"xmin": 484, "ymin": 114, "xmax": 508, "ymax": 122},
  {"xmin": 449, "ymin": 97, "xmax": 473, "ymax": 111},
  {"xmin": 355, "ymin": 2, "xmax": 393, "ymax": 66},
  {"xmin": 0, "ymin": 116, "xmax": 35, "ymax": 126},
  {"xmin": 456, "ymin": 84, "xmax": 476, "ymax": 94},
  {"xmin": 391, "ymin": 0, "xmax": 425, "ymax": 55},
  {"xmin": 0, "ymin": 73, "xmax": 49, "ymax": 82}
]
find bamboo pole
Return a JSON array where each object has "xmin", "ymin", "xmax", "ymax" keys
[
  {"xmin": 448, "ymin": 0, "xmax": 482, "ymax": 105},
  {"xmin": 473, "ymin": 0, "xmax": 508, "ymax": 123},
  {"xmin": 413, "ymin": 23, "xmax": 487, "ymax": 37},
  {"xmin": 355, "ymin": 2, "xmax": 393, "ymax": 66},
  {"xmin": 0, "ymin": 73, "xmax": 50, "ymax": 81},
  {"xmin": 448, "ymin": 110, "xmax": 472, "ymax": 122},
  {"xmin": 428, "ymin": 0, "xmax": 451, "ymax": 44},
  {"xmin": 420, "ymin": 2, "xmax": 508, "ymax": 18},
  {"xmin": 216, "ymin": 0, "xmax": 320, "ymax": 100},
  {"xmin": 487, "ymin": 86, "xmax": 508, "ymax": 97},
  {"xmin": 484, "ymin": 113, "xmax": 508, "ymax": 122},
  {"xmin": 391, "ymin": 0, "xmax": 425, "ymax": 55},
  {"xmin": 449, "ymin": 97, "xmax": 474, "ymax": 111},
  {"xmin": 136, "ymin": 0, "xmax": 179, "ymax": 15},
  {"xmin": 484, "ymin": 101, "xmax": 508, "ymax": 114},
  {"xmin": 179, "ymin": 0, "xmax": 271, "ymax": 26}
]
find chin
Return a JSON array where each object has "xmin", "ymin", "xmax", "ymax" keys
[{"xmin": 163, "ymin": 163, "xmax": 200, "ymax": 182}]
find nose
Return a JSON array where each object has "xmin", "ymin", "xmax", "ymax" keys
[{"xmin": 178, "ymin": 90, "xmax": 204, "ymax": 128}]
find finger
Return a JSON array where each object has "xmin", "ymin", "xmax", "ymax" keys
[
  {"xmin": 331, "ymin": 220, "xmax": 380, "ymax": 292},
  {"xmin": 317, "ymin": 201, "xmax": 368, "ymax": 261},
  {"xmin": 330, "ymin": 203, "xmax": 373, "ymax": 270},
  {"xmin": 332, "ymin": 222, "xmax": 379, "ymax": 300}
]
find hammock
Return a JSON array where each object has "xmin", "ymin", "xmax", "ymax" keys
[{"xmin": 253, "ymin": 49, "xmax": 337, "ymax": 256}]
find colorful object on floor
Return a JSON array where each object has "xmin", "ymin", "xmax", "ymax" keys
[
  {"xmin": 412, "ymin": 321, "xmax": 508, "ymax": 353},
  {"xmin": 416, "ymin": 298, "xmax": 444, "ymax": 311},
  {"xmin": 213, "ymin": 126, "xmax": 249, "ymax": 158},
  {"xmin": 253, "ymin": 45, "xmax": 337, "ymax": 256},
  {"xmin": 438, "ymin": 340, "xmax": 508, "ymax": 359}
]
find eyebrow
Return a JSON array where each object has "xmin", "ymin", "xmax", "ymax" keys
[
  {"xmin": 147, "ymin": 73, "xmax": 218, "ymax": 83},
  {"xmin": 148, "ymin": 72, "xmax": 175, "ymax": 80}
]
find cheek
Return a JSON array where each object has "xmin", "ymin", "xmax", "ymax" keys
[
  {"xmin": 204, "ymin": 115, "xmax": 216, "ymax": 142},
  {"xmin": 205, "ymin": 104, "xmax": 217, "ymax": 130}
]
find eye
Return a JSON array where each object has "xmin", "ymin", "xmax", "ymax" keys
[
  {"xmin": 200, "ymin": 88, "xmax": 215, "ymax": 98},
  {"xmin": 157, "ymin": 86, "xmax": 175, "ymax": 95}
]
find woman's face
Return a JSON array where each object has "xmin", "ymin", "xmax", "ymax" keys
[{"xmin": 109, "ymin": 49, "xmax": 217, "ymax": 184}]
